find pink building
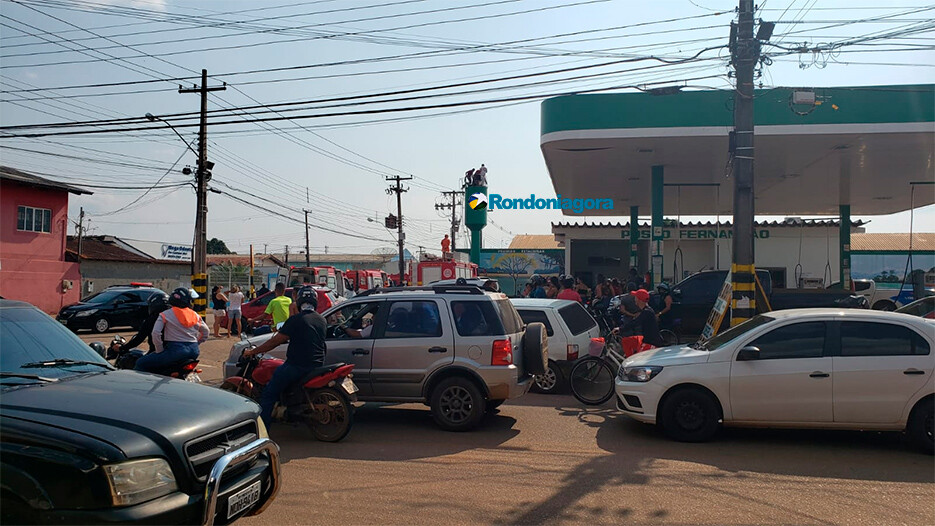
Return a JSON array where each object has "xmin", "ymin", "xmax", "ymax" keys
[{"xmin": 0, "ymin": 167, "xmax": 91, "ymax": 314}]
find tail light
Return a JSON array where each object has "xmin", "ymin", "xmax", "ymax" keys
[
  {"xmin": 491, "ymin": 339, "xmax": 512, "ymax": 366},
  {"xmin": 566, "ymin": 344, "xmax": 579, "ymax": 361},
  {"xmin": 182, "ymin": 362, "xmax": 198, "ymax": 371}
]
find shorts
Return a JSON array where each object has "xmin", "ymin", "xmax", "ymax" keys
[
  {"xmin": 214, "ymin": 309, "xmax": 227, "ymax": 318},
  {"xmin": 229, "ymin": 309, "xmax": 242, "ymax": 320}
]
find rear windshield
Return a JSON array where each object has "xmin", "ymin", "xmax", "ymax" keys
[
  {"xmin": 494, "ymin": 299, "xmax": 524, "ymax": 335},
  {"xmin": 517, "ymin": 309, "xmax": 554, "ymax": 336},
  {"xmin": 558, "ymin": 302, "xmax": 597, "ymax": 335}
]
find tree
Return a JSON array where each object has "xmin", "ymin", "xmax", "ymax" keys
[
  {"xmin": 495, "ymin": 252, "xmax": 534, "ymax": 296},
  {"xmin": 207, "ymin": 238, "xmax": 233, "ymax": 254}
]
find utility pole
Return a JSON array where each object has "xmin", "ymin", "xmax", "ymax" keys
[
  {"xmin": 435, "ymin": 190, "xmax": 461, "ymax": 252},
  {"xmin": 284, "ymin": 245, "xmax": 290, "ymax": 266},
  {"xmin": 304, "ymin": 209, "xmax": 311, "ymax": 268},
  {"xmin": 76, "ymin": 207, "xmax": 85, "ymax": 266},
  {"xmin": 729, "ymin": 0, "xmax": 758, "ymax": 326},
  {"xmin": 387, "ymin": 175, "xmax": 413, "ymax": 284},
  {"xmin": 179, "ymin": 69, "xmax": 225, "ymax": 317}
]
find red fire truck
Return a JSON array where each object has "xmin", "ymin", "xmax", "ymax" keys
[{"xmin": 413, "ymin": 259, "xmax": 477, "ymax": 286}]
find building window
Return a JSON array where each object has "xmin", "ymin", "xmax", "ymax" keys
[{"xmin": 17, "ymin": 206, "xmax": 52, "ymax": 233}]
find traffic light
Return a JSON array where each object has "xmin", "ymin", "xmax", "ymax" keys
[{"xmin": 385, "ymin": 214, "xmax": 398, "ymax": 229}]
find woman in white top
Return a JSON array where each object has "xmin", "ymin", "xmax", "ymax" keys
[{"xmin": 227, "ymin": 285, "xmax": 245, "ymax": 337}]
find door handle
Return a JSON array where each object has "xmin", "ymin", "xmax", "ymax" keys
[
  {"xmin": 809, "ymin": 372, "xmax": 830, "ymax": 378},
  {"xmin": 428, "ymin": 347, "xmax": 448, "ymax": 353},
  {"xmin": 352, "ymin": 348, "xmax": 370, "ymax": 355},
  {"xmin": 903, "ymin": 369, "xmax": 925, "ymax": 375}
]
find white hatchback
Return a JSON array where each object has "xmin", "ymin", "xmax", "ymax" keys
[
  {"xmin": 614, "ymin": 309, "xmax": 934, "ymax": 453},
  {"xmin": 512, "ymin": 298, "xmax": 603, "ymax": 393}
]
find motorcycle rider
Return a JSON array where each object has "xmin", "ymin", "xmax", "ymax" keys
[
  {"xmin": 109, "ymin": 291, "xmax": 170, "ymax": 357},
  {"xmin": 614, "ymin": 289, "xmax": 665, "ymax": 347},
  {"xmin": 135, "ymin": 288, "xmax": 209, "ymax": 373},
  {"xmin": 244, "ymin": 286, "xmax": 327, "ymax": 427}
]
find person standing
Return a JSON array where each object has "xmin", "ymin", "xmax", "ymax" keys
[
  {"xmin": 136, "ymin": 288, "xmax": 209, "ymax": 373},
  {"xmin": 441, "ymin": 234, "xmax": 451, "ymax": 258},
  {"xmin": 227, "ymin": 285, "xmax": 245, "ymax": 336},
  {"xmin": 546, "ymin": 276, "xmax": 560, "ymax": 299},
  {"xmin": 255, "ymin": 283, "xmax": 270, "ymax": 298},
  {"xmin": 557, "ymin": 277, "xmax": 583, "ymax": 303},
  {"xmin": 529, "ymin": 276, "xmax": 547, "ymax": 298},
  {"xmin": 263, "ymin": 283, "xmax": 292, "ymax": 331},
  {"xmin": 210, "ymin": 286, "xmax": 229, "ymax": 338}
]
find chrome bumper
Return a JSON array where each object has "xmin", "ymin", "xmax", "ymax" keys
[{"xmin": 202, "ymin": 438, "xmax": 281, "ymax": 526}]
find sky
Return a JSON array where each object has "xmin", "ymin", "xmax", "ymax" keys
[{"xmin": 1, "ymin": 0, "xmax": 933, "ymax": 255}]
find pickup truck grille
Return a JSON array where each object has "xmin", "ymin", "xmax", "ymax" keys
[{"xmin": 185, "ymin": 421, "xmax": 259, "ymax": 480}]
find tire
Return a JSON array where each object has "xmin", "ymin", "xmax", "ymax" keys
[
  {"xmin": 93, "ymin": 317, "xmax": 110, "ymax": 333},
  {"xmin": 532, "ymin": 360, "xmax": 564, "ymax": 394},
  {"xmin": 660, "ymin": 329, "xmax": 679, "ymax": 346},
  {"xmin": 907, "ymin": 398, "xmax": 934, "ymax": 455},
  {"xmin": 306, "ymin": 387, "xmax": 354, "ymax": 442},
  {"xmin": 521, "ymin": 322, "xmax": 548, "ymax": 376},
  {"xmin": 872, "ymin": 300, "xmax": 897, "ymax": 312},
  {"xmin": 569, "ymin": 357, "xmax": 615, "ymax": 406},
  {"xmin": 430, "ymin": 377, "xmax": 486, "ymax": 431},
  {"xmin": 1, "ymin": 496, "xmax": 36, "ymax": 525},
  {"xmin": 659, "ymin": 388, "xmax": 721, "ymax": 442}
]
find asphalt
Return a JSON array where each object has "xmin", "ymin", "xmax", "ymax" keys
[{"xmin": 79, "ymin": 325, "xmax": 935, "ymax": 526}]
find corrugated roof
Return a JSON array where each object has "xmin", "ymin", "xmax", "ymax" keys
[
  {"xmin": 508, "ymin": 234, "xmax": 561, "ymax": 249},
  {"xmin": 851, "ymin": 233, "xmax": 935, "ymax": 252},
  {"xmin": 1, "ymin": 166, "xmax": 92, "ymax": 195},
  {"xmin": 552, "ymin": 219, "xmax": 867, "ymax": 229},
  {"xmin": 66, "ymin": 236, "xmax": 186, "ymax": 264}
]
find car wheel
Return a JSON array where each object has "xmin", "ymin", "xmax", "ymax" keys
[
  {"xmin": 907, "ymin": 398, "xmax": 934, "ymax": 455},
  {"xmin": 659, "ymin": 388, "xmax": 721, "ymax": 442},
  {"xmin": 430, "ymin": 377, "xmax": 486, "ymax": 431},
  {"xmin": 93, "ymin": 317, "xmax": 110, "ymax": 333},
  {"xmin": 532, "ymin": 360, "xmax": 564, "ymax": 394},
  {"xmin": 521, "ymin": 322, "xmax": 548, "ymax": 376}
]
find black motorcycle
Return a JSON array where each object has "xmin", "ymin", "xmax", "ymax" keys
[{"xmin": 108, "ymin": 335, "xmax": 202, "ymax": 382}]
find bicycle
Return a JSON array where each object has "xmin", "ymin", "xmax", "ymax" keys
[
  {"xmin": 658, "ymin": 317, "xmax": 682, "ymax": 346},
  {"xmin": 569, "ymin": 338, "xmax": 625, "ymax": 406}
]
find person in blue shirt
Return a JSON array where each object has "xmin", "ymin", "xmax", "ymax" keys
[{"xmin": 529, "ymin": 276, "xmax": 548, "ymax": 298}]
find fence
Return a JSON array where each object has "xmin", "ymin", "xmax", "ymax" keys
[{"xmin": 208, "ymin": 264, "xmax": 268, "ymax": 299}]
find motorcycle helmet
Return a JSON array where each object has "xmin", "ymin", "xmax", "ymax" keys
[
  {"xmin": 147, "ymin": 291, "xmax": 170, "ymax": 315},
  {"xmin": 656, "ymin": 282, "xmax": 671, "ymax": 294},
  {"xmin": 168, "ymin": 287, "xmax": 195, "ymax": 308},
  {"xmin": 295, "ymin": 285, "xmax": 318, "ymax": 312}
]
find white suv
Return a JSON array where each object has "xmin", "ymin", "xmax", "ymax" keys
[
  {"xmin": 615, "ymin": 309, "xmax": 934, "ymax": 453},
  {"xmin": 512, "ymin": 299, "xmax": 603, "ymax": 394}
]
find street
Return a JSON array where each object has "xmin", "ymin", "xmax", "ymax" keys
[{"xmin": 81, "ymin": 328, "xmax": 935, "ymax": 526}]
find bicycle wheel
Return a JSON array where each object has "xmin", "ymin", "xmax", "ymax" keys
[
  {"xmin": 660, "ymin": 329, "xmax": 679, "ymax": 346},
  {"xmin": 569, "ymin": 357, "xmax": 616, "ymax": 406}
]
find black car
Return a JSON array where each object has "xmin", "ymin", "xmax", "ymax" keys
[
  {"xmin": 57, "ymin": 285, "xmax": 164, "ymax": 333},
  {"xmin": 0, "ymin": 299, "xmax": 281, "ymax": 524}
]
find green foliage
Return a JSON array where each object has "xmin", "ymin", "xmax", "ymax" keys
[{"xmin": 207, "ymin": 238, "xmax": 233, "ymax": 254}]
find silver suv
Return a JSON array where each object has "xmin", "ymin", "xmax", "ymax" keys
[{"xmin": 225, "ymin": 283, "xmax": 548, "ymax": 431}]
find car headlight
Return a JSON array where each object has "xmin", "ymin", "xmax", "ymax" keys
[
  {"xmin": 102, "ymin": 458, "xmax": 178, "ymax": 506},
  {"xmin": 74, "ymin": 309, "xmax": 98, "ymax": 317},
  {"xmin": 619, "ymin": 365, "xmax": 664, "ymax": 382},
  {"xmin": 257, "ymin": 417, "xmax": 269, "ymax": 439}
]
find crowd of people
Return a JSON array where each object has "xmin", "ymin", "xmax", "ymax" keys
[{"xmin": 517, "ymin": 269, "xmax": 674, "ymax": 351}]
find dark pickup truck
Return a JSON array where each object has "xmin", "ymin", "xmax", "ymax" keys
[
  {"xmin": 0, "ymin": 299, "xmax": 281, "ymax": 525},
  {"xmin": 667, "ymin": 270, "xmax": 868, "ymax": 336}
]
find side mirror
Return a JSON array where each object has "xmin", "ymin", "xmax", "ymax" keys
[
  {"xmin": 671, "ymin": 288, "xmax": 682, "ymax": 298},
  {"xmin": 736, "ymin": 346, "xmax": 761, "ymax": 361},
  {"xmin": 89, "ymin": 342, "xmax": 106, "ymax": 358}
]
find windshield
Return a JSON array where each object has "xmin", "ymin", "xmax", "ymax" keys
[
  {"xmin": 1, "ymin": 307, "xmax": 112, "ymax": 385},
  {"xmin": 80, "ymin": 289, "xmax": 122, "ymax": 304},
  {"xmin": 701, "ymin": 315, "xmax": 775, "ymax": 351}
]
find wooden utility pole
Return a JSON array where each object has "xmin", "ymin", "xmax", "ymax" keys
[
  {"xmin": 386, "ymin": 176, "xmax": 413, "ymax": 284},
  {"xmin": 304, "ymin": 209, "xmax": 311, "ymax": 268},
  {"xmin": 435, "ymin": 190, "xmax": 461, "ymax": 252},
  {"xmin": 179, "ymin": 69, "xmax": 225, "ymax": 317}
]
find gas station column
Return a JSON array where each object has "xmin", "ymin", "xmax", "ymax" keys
[
  {"xmin": 629, "ymin": 206, "xmax": 639, "ymax": 270},
  {"xmin": 464, "ymin": 185, "xmax": 487, "ymax": 265},
  {"xmin": 651, "ymin": 165, "xmax": 664, "ymax": 286}
]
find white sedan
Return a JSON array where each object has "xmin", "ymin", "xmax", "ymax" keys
[{"xmin": 614, "ymin": 309, "xmax": 934, "ymax": 453}]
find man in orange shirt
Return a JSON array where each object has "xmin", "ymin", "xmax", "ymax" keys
[{"xmin": 441, "ymin": 234, "xmax": 451, "ymax": 257}]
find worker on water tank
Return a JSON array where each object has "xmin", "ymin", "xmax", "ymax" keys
[{"xmin": 441, "ymin": 234, "xmax": 451, "ymax": 259}]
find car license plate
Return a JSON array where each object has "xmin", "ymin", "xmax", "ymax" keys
[
  {"xmin": 341, "ymin": 376, "xmax": 358, "ymax": 395},
  {"xmin": 227, "ymin": 480, "xmax": 261, "ymax": 519}
]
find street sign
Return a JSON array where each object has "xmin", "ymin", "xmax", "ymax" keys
[{"xmin": 699, "ymin": 271, "xmax": 732, "ymax": 342}]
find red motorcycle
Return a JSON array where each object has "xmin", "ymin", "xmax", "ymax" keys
[{"xmin": 220, "ymin": 351, "xmax": 357, "ymax": 442}]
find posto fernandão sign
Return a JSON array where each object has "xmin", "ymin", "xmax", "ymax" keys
[{"xmin": 621, "ymin": 228, "xmax": 770, "ymax": 240}]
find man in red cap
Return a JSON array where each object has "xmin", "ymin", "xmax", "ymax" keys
[{"xmin": 615, "ymin": 288, "xmax": 666, "ymax": 348}]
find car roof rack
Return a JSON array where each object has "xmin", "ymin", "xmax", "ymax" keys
[{"xmin": 355, "ymin": 285, "xmax": 484, "ymax": 297}]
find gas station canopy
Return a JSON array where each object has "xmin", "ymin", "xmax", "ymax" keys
[{"xmin": 540, "ymin": 84, "xmax": 934, "ymax": 216}]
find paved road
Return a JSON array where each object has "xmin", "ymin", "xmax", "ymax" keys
[{"xmin": 80, "ymin": 327, "xmax": 935, "ymax": 525}]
